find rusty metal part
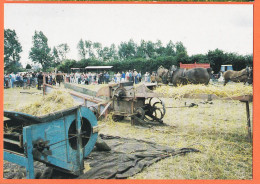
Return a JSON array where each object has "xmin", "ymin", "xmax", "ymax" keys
[
  {"xmin": 142, "ymin": 98, "xmax": 166, "ymax": 123},
  {"xmin": 89, "ymin": 106, "xmax": 99, "ymax": 118},
  {"xmin": 112, "ymin": 115, "xmax": 124, "ymax": 122}
]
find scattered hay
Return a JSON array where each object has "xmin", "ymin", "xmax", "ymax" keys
[
  {"xmin": 155, "ymin": 83, "xmax": 253, "ymax": 99},
  {"xmin": 15, "ymin": 90, "xmax": 77, "ymax": 116}
]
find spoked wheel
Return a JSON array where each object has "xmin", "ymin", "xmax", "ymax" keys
[{"xmin": 143, "ymin": 97, "xmax": 166, "ymax": 123}]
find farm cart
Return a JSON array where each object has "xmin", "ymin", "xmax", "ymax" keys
[{"xmin": 4, "ymin": 105, "xmax": 98, "ymax": 179}]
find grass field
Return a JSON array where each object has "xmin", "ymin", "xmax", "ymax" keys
[{"xmin": 3, "ymin": 83, "xmax": 253, "ymax": 179}]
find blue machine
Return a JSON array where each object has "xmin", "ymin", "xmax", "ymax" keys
[
  {"xmin": 220, "ymin": 65, "xmax": 233, "ymax": 72},
  {"xmin": 4, "ymin": 106, "xmax": 98, "ymax": 179}
]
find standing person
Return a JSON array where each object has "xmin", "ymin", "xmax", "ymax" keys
[
  {"xmin": 4, "ymin": 74, "xmax": 9, "ymax": 88},
  {"xmin": 100, "ymin": 72, "xmax": 104, "ymax": 84},
  {"xmin": 129, "ymin": 71, "xmax": 133, "ymax": 82},
  {"xmin": 105, "ymin": 72, "xmax": 110, "ymax": 84},
  {"xmin": 133, "ymin": 70, "xmax": 138, "ymax": 84},
  {"xmin": 116, "ymin": 72, "xmax": 121, "ymax": 83},
  {"xmin": 114, "ymin": 73, "xmax": 117, "ymax": 83},
  {"xmin": 89, "ymin": 72, "xmax": 92, "ymax": 84},
  {"xmin": 151, "ymin": 72, "xmax": 156, "ymax": 83},
  {"xmin": 126, "ymin": 71, "xmax": 129, "ymax": 82},
  {"xmin": 23, "ymin": 73, "xmax": 28, "ymax": 88},
  {"xmin": 9, "ymin": 72, "xmax": 15, "ymax": 88},
  {"xmin": 144, "ymin": 72, "xmax": 148, "ymax": 83},
  {"xmin": 93, "ymin": 73, "xmax": 97, "ymax": 84},
  {"xmin": 37, "ymin": 72, "xmax": 43, "ymax": 90},
  {"xmin": 121, "ymin": 72, "xmax": 125, "ymax": 82},
  {"xmin": 147, "ymin": 72, "xmax": 151, "ymax": 83},
  {"xmin": 138, "ymin": 71, "xmax": 142, "ymax": 83},
  {"xmin": 15, "ymin": 73, "xmax": 21, "ymax": 87}
]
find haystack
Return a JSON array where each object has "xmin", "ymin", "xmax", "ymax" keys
[{"xmin": 15, "ymin": 90, "xmax": 77, "ymax": 116}]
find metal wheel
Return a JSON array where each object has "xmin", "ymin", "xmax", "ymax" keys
[
  {"xmin": 144, "ymin": 97, "xmax": 166, "ymax": 123},
  {"xmin": 135, "ymin": 107, "xmax": 145, "ymax": 120}
]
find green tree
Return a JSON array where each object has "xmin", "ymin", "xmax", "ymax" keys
[
  {"xmin": 52, "ymin": 46, "xmax": 60, "ymax": 65},
  {"xmin": 207, "ymin": 49, "xmax": 227, "ymax": 73},
  {"xmin": 155, "ymin": 40, "xmax": 165, "ymax": 57},
  {"xmin": 25, "ymin": 63, "xmax": 32, "ymax": 69},
  {"xmin": 108, "ymin": 44, "xmax": 118, "ymax": 61},
  {"xmin": 77, "ymin": 39, "xmax": 86, "ymax": 59},
  {"xmin": 146, "ymin": 41, "xmax": 156, "ymax": 58},
  {"xmin": 57, "ymin": 43, "xmax": 70, "ymax": 61},
  {"xmin": 136, "ymin": 40, "xmax": 147, "ymax": 58},
  {"xmin": 4, "ymin": 29, "xmax": 23, "ymax": 73},
  {"xmin": 29, "ymin": 31, "xmax": 53, "ymax": 70},
  {"xmin": 93, "ymin": 42, "xmax": 103, "ymax": 60},
  {"xmin": 165, "ymin": 40, "xmax": 176, "ymax": 57},
  {"xmin": 118, "ymin": 39, "xmax": 136, "ymax": 59},
  {"xmin": 175, "ymin": 41, "xmax": 188, "ymax": 63},
  {"xmin": 85, "ymin": 40, "xmax": 95, "ymax": 58}
]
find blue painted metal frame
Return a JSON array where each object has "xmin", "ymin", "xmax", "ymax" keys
[
  {"xmin": 4, "ymin": 106, "xmax": 98, "ymax": 179},
  {"xmin": 4, "ymin": 126, "xmax": 35, "ymax": 178}
]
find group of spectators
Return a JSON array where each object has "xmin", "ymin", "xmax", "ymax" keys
[
  {"xmin": 66, "ymin": 70, "xmax": 154, "ymax": 85},
  {"xmin": 4, "ymin": 70, "xmax": 155, "ymax": 90},
  {"xmin": 113, "ymin": 70, "xmax": 142, "ymax": 84},
  {"xmin": 65, "ymin": 71, "xmax": 110, "ymax": 85},
  {"xmin": 4, "ymin": 72, "xmax": 38, "ymax": 88},
  {"xmin": 4, "ymin": 72, "xmax": 56, "ymax": 90}
]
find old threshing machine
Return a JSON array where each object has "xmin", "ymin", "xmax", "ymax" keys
[
  {"xmin": 96, "ymin": 82, "xmax": 166, "ymax": 125},
  {"xmin": 4, "ymin": 105, "xmax": 98, "ymax": 179}
]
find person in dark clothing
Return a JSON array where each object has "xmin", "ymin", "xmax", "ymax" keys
[{"xmin": 37, "ymin": 72, "xmax": 43, "ymax": 90}]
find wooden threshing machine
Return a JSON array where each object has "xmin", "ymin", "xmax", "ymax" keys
[{"xmin": 96, "ymin": 82, "xmax": 166, "ymax": 125}]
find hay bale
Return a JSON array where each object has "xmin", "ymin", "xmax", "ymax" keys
[{"xmin": 15, "ymin": 90, "xmax": 77, "ymax": 116}]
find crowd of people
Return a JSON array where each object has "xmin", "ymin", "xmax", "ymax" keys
[
  {"xmin": 4, "ymin": 70, "xmax": 155, "ymax": 89},
  {"xmin": 65, "ymin": 70, "xmax": 154, "ymax": 85},
  {"xmin": 4, "ymin": 72, "xmax": 38, "ymax": 88}
]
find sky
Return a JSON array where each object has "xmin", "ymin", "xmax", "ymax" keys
[{"xmin": 4, "ymin": 4, "xmax": 253, "ymax": 67}]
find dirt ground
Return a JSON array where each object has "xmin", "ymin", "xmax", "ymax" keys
[{"xmin": 3, "ymin": 84, "xmax": 253, "ymax": 179}]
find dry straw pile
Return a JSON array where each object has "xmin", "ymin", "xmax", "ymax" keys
[
  {"xmin": 155, "ymin": 83, "xmax": 253, "ymax": 99},
  {"xmin": 16, "ymin": 90, "xmax": 77, "ymax": 116}
]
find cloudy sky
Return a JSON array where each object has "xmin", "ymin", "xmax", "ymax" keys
[{"xmin": 4, "ymin": 4, "xmax": 253, "ymax": 67}]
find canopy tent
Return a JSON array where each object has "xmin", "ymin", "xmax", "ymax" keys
[{"xmin": 85, "ymin": 66, "xmax": 113, "ymax": 70}]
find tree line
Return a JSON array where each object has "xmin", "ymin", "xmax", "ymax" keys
[{"xmin": 4, "ymin": 29, "xmax": 253, "ymax": 74}]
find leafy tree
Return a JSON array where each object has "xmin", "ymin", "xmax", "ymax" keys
[
  {"xmin": 118, "ymin": 39, "xmax": 137, "ymax": 59},
  {"xmin": 146, "ymin": 41, "xmax": 156, "ymax": 58},
  {"xmin": 29, "ymin": 31, "xmax": 53, "ymax": 71},
  {"xmin": 207, "ymin": 49, "xmax": 227, "ymax": 73},
  {"xmin": 85, "ymin": 40, "xmax": 95, "ymax": 58},
  {"xmin": 52, "ymin": 46, "xmax": 60, "ymax": 65},
  {"xmin": 189, "ymin": 54, "xmax": 209, "ymax": 64},
  {"xmin": 165, "ymin": 40, "xmax": 175, "ymax": 57},
  {"xmin": 93, "ymin": 42, "xmax": 103, "ymax": 60},
  {"xmin": 155, "ymin": 40, "xmax": 165, "ymax": 56},
  {"xmin": 57, "ymin": 43, "xmax": 70, "ymax": 61},
  {"xmin": 175, "ymin": 41, "xmax": 188, "ymax": 63},
  {"xmin": 25, "ymin": 64, "xmax": 32, "ymax": 69},
  {"xmin": 57, "ymin": 59, "xmax": 77, "ymax": 73},
  {"xmin": 77, "ymin": 39, "xmax": 86, "ymax": 59},
  {"xmin": 108, "ymin": 44, "xmax": 118, "ymax": 61},
  {"xmin": 4, "ymin": 29, "xmax": 23, "ymax": 73},
  {"xmin": 136, "ymin": 40, "xmax": 147, "ymax": 58}
]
